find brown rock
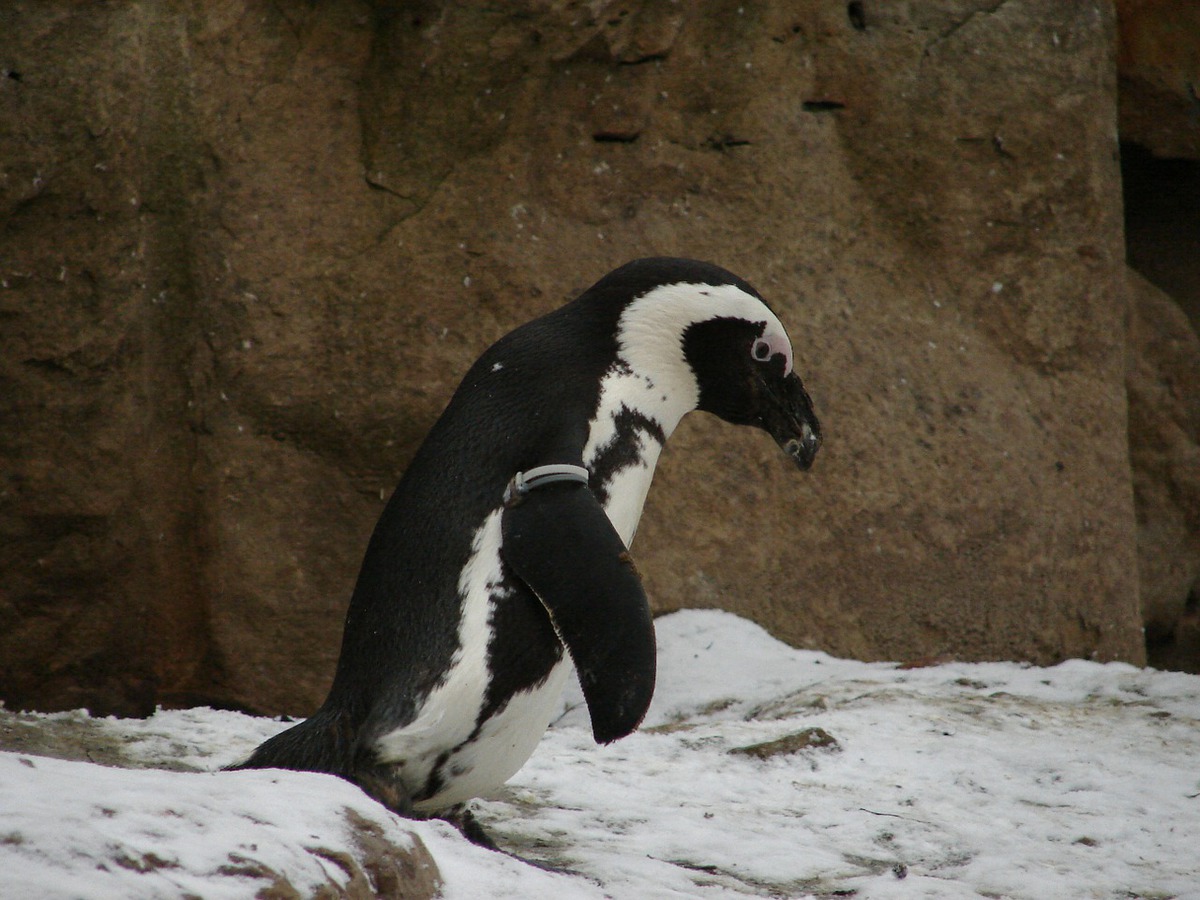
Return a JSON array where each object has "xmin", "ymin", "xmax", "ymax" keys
[
  {"xmin": 1116, "ymin": 0, "xmax": 1200, "ymax": 160},
  {"xmin": 0, "ymin": 0, "xmax": 1165, "ymax": 717},
  {"xmin": 91, "ymin": 812, "xmax": 441, "ymax": 900},
  {"xmin": 1126, "ymin": 273, "xmax": 1200, "ymax": 667},
  {"xmin": 1116, "ymin": 0, "xmax": 1200, "ymax": 672},
  {"xmin": 731, "ymin": 728, "xmax": 841, "ymax": 760},
  {"xmin": 328, "ymin": 809, "xmax": 442, "ymax": 900}
]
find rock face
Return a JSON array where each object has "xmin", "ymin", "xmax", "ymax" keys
[
  {"xmin": 1117, "ymin": 0, "xmax": 1200, "ymax": 669},
  {"xmin": 2, "ymin": 0, "xmax": 1192, "ymax": 717},
  {"xmin": 1126, "ymin": 275, "xmax": 1200, "ymax": 670}
]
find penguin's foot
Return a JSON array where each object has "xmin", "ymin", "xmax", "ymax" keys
[
  {"xmin": 353, "ymin": 764, "xmax": 415, "ymax": 818},
  {"xmin": 439, "ymin": 804, "xmax": 499, "ymax": 851},
  {"xmin": 352, "ymin": 767, "xmax": 499, "ymax": 850}
]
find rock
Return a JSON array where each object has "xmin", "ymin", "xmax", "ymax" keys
[
  {"xmin": 1116, "ymin": 0, "xmax": 1200, "ymax": 673},
  {"xmin": 1126, "ymin": 273, "xmax": 1200, "ymax": 666},
  {"xmin": 0, "ymin": 705, "xmax": 443, "ymax": 900},
  {"xmin": 637, "ymin": 0, "xmax": 1144, "ymax": 668},
  {"xmin": 1116, "ymin": 0, "xmax": 1200, "ymax": 161},
  {"xmin": 0, "ymin": 0, "xmax": 1170, "ymax": 717},
  {"xmin": 215, "ymin": 815, "xmax": 441, "ymax": 900},
  {"xmin": 332, "ymin": 810, "xmax": 443, "ymax": 900},
  {"xmin": 731, "ymin": 728, "xmax": 841, "ymax": 760}
]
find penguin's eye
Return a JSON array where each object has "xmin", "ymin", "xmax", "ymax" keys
[{"xmin": 748, "ymin": 330, "xmax": 795, "ymax": 375}]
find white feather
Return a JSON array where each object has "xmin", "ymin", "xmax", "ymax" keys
[
  {"xmin": 412, "ymin": 660, "xmax": 571, "ymax": 812},
  {"xmin": 375, "ymin": 511, "xmax": 574, "ymax": 813},
  {"xmin": 374, "ymin": 511, "xmax": 505, "ymax": 804}
]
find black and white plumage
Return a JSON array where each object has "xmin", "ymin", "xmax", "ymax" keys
[{"xmin": 232, "ymin": 257, "xmax": 821, "ymax": 833}]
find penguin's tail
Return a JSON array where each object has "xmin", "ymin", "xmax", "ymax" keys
[
  {"xmin": 227, "ymin": 705, "xmax": 415, "ymax": 815},
  {"xmin": 225, "ymin": 706, "xmax": 358, "ymax": 779}
]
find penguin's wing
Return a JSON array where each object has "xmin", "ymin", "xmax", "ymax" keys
[{"xmin": 501, "ymin": 482, "xmax": 655, "ymax": 744}]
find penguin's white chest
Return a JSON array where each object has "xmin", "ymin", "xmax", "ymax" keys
[
  {"xmin": 408, "ymin": 655, "xmax": 571, "ymax": 813},
  {"xmin": 373, "ymin": 510, "xmax": 574, "ymax": 812}
]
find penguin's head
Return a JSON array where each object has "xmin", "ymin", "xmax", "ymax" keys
[{"xmin": 605, "ymin": 258, "xmax": 822, "ymax": 470}]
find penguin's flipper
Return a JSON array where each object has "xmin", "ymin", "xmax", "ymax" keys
[{"xmin": 501, "ymin": 482, "xmax": 655, "ymax": 744}]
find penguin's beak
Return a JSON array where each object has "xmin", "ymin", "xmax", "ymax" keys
[{"xmin": 760, "ymin": 372, "xmax": 821, "ymax": 471}]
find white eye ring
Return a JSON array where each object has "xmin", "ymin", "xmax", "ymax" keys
[{"xmin": 752, "ymin": 338, "xmax": 773, "ymax": 362}]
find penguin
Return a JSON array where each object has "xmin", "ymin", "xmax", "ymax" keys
[{"xmin": 230, "ymin": 257, "xmax": 821, "ymax": 843}]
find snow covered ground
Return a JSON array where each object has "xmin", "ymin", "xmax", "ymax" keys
[{"xmin": 2, "ymin": 609, "xmax": 1198, "ymax": 899}]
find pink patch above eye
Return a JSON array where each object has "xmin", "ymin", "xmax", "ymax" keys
[{"xmin": 753, "ymin": 332, "xmax": 793, "ymax": 375}]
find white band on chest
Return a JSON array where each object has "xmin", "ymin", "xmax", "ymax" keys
[{"xmin": 504, "ymin": 464, "xmax": 589, "ymax": 505}]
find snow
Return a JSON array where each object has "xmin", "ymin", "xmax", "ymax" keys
[{"xmin": 2, "ymin": 609, "xmax": 1199, "ymax": 899}]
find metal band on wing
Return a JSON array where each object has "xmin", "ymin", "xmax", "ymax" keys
[{"xmin": 503, "ymin": 464, "xmax": 590, "ymax": 505}]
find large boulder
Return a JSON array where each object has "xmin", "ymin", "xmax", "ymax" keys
[
  {"xmin": 0, "ymin": 0, "xmax": 1155, "ymax": 716},
  {"xmin": 1126, "ymin": 274, "xmax": 1200, "ymax": 668},
  {"xmin": 1116, "ymin": 0, "xmax": 1200, "ymax": 670}
]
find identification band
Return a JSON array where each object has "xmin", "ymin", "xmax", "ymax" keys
[{"xmin": 504, "ymin": 464, "xmax": 589, "ymax": 505}]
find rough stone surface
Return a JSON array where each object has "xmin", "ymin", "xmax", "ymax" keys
[
  {"xmin": 730, "ymin": 727, "xmax": 841, "ymax": 760},
  {"xmin": 1116, "ymin": 0, "xmax": 1200, "ymax": 671},
  {"xmin": 1116, "ymin": 0, "xmax": 1200, "ymax": 162},
  {"xmin": 1126, "ymin": 274, "xmax": 1200, "ymax": 668},
  {"xmin": 0, "ymin": 0, "xmax": 1174, "ymax": 717}
]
